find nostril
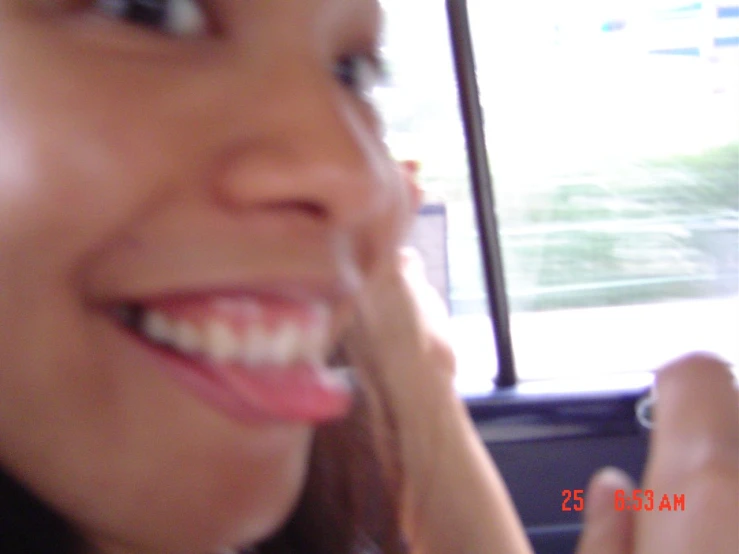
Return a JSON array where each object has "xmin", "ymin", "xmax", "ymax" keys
[{"xmin": 293, "ymin": 200, "xmax": 327, "ymax": 219}]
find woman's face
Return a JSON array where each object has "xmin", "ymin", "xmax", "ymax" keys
[{"xmin": 0, "ymin": 1, "xmax": 409, "ymax": 552}]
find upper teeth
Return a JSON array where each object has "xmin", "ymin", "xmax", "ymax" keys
[{"xmin": 140, "ymin": 309, "xmax": 329, "ymax": 368}]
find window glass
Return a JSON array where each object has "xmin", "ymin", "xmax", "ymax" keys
[
  {"xmin": 468, "ymin": 0, "xmax": 739, "ymax": 380},
  {"xmin": 380, "ymin": 0, "xmax": 738, "ymax": 392}
]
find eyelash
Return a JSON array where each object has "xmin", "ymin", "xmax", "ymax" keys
[
  {"xmin": 333, "ymin": 53, "xmax": 389, "ymax": 99},
  {"xmin": 89, "ymin": 1, "xmax": 387, "ymax": 98},
  {"xmin": 91, "ymin": 0, "xmax": 208, "ymax": 37}
]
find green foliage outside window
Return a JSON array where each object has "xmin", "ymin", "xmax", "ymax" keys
[{"xmin": 501, "ymin": 142, "xmax": 739, "ymax": 311}]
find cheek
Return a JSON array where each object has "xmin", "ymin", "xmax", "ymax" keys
[
  {"xmin": 0, "ymin": 28, "xmax": 201, "ymax": 270},
  {"xmin": 0, "ymin": 85, "xmax": 126, "ymax": 274},
  {"xmin": 0, "ymin": 33, "xmax": 314, "ymax": 550},
  {"xmin": 0, "ymin": 39, "xmax": 155, "ymax": 428}
]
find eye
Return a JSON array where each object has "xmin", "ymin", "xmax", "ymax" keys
[
  {"xmin": 92, "ymin": 0, "xmax": 208, "ymax": 37},
  {"xmin": 333, "ymin": 53, "xmax": 388, "ymax": 99}
]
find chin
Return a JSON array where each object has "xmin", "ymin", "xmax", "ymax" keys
[
  {"xmin": 34, "ymin": 425, "xmax": 315, "ymax": 554},
  {"xmin": 80, "ymin": 460, "xmax": 309, "ymax": 554}
]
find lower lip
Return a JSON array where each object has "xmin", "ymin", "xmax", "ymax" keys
[{"xmin": 118, "ymin": 323, "xmax": 353, "ymax": 425}]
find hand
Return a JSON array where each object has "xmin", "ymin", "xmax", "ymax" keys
[
  {"xmin": 340, "ymin": 245, "xmax": 462, "ymax": 526},
  {"xmin": 342, "ymin": 246, "xmax": 458, "ymax": 463},
  {"xmin": 577, "ymin": 353, "xmax": 739, "ymax": 554},
  {"xmin": 342, "ymin": 247, "xmax": 533, "ymax": 553},
  {"xmin": 339, "ymin": 159, "xmax": 460, "ymax": 528}
]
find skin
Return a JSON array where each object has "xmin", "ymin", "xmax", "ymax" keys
[{"xmin": 0, "ymin": 1, "xmax": 412, "ymax": 553}]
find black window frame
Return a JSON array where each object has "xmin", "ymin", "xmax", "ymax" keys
[{"xmin": 446, "ymin": 0, "xmax": 517, "ymax": 387}]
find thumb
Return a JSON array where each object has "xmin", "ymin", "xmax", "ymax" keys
[{"xmin": 576, "ymin": 467, "xmax": 636, "ymax": 554}]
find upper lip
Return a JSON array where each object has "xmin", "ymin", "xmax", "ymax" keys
[{"xmin": 98, "ymin": 275, "xmax": 360, "ymax": 310}]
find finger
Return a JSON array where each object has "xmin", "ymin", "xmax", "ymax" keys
[
  {"xmin": 647, "ymin": 352, "xmax": 738, "ymax": 481},
  {"xmin": 637, "ymin": 352, "xmax": 738, "ymax": 554},
  {"xmin": 398, "ymin": 248, "xmax": 452, "ymax": 344},
  {"xmin": 576, "ymin": 467, "xmax": 635, "ymax": 554},
  {"xmin": 400, "ymin": 246, "xmax": 425, "ymax": 277},
  {"xmin": 399, "ymin": 159, "xmax": 423, "ymax": 210}
]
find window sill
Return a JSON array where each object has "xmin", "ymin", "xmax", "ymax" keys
[{"xmin": 465, "ymin": 371, "xmax": 654, "ymax": 443}]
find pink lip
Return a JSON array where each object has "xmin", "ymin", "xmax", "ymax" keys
[{"xmin": 110, "ymin": 276, "xmax": 361, "ymax": 311}]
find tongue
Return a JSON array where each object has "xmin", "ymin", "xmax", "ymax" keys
[{"xmin": 215, "ymin": 362, "xmax": 353, "ymax": 421}]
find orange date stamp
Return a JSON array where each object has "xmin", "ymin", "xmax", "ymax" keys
[{"xmin": 562, "ymin": 489, "xmax": 686, "ymax": 512}]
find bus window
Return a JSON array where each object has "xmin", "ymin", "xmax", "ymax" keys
[{"xmin": 380, "ymin": 0, "xmax": 738, "ymax": 391}]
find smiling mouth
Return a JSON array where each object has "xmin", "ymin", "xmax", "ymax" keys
[
  {"xmin": 109, "ymin": 294, "xmax": 354, "ymax": 423},
  {"xmin": 113, "ymin": 297, "xmax": 330, "ymax": 367}
]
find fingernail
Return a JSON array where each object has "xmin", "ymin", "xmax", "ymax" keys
[{"xmin": 635, "ymin": 383, "xmax": 657, "ymax": 430}]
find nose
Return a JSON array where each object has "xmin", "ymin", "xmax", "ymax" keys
[{"xmin": 209, "ymin": 56, "xmax": 396, "ymax": 230}]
